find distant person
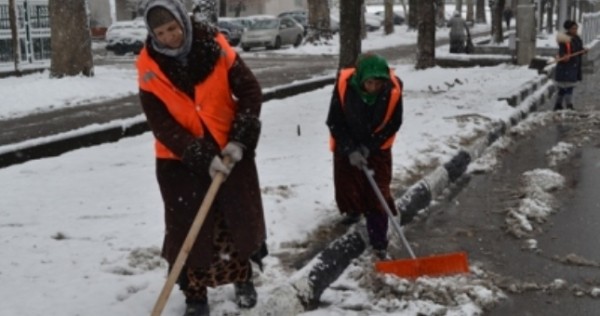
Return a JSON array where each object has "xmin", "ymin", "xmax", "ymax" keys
[
  {"xmin": 553, "ymin": 20, "xmax": 589, "ymax": 111},
  {"xmin": 137, "ymin": 0, "xmax": 267, "ymax": 315},
  {"xmin": 326, "ymin": 53, "xmax": 404, "ymax": 260},
  {"xmin": 447, "ymin": 11, "xmax": 468, "ymax": 53},
  {"xmin": 503, "ymin": 7, "xmax": 513, "ymax": 30},
  {"xmin": 234, "ymin": 1, "xmax": 245, "ymax": 17}
]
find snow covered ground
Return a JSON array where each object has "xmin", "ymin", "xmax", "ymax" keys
[{"xmin": 0, "ymin": 21, "xmax": 570, "ymax": 316}]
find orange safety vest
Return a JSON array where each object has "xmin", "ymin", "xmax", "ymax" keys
[
  {"xmin": 137, "ymin": 33, "xmax": 237, "ymax": 159},
  {"xmin": 330, "ymin": 67, "xmax": 402, "ymax": 151}
]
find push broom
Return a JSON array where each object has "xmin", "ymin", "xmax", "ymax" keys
[{"xmin": 362, "ymin": 166, "xmax": 469, "ymax": 278}]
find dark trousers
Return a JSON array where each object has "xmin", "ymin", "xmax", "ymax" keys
[{"xmin": 366, "ymin": 211, "xmax": 389, "ymax": 250}]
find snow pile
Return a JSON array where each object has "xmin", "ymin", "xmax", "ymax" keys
[
  {"xmin": 300, "ymin": 256, "xmax": 506, "ymax": 316},
  {"xmin": 506, "ymin": 168, "xmax": 565, "ymax": 237},
  {"xmin": 546, "ymin": 141, "xmax": 575, "ymax": 166}
]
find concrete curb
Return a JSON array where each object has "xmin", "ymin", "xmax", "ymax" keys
[
  {"xmin": 0, "ymin": 75, "xmax": 336, "ymax": 169},
  {"xmin": 287, "ymin": 68, "xmax": 558, "ymax": 310}
]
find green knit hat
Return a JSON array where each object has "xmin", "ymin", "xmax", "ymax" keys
[{"xmin": 355, "ymin": 54, "xmax": 390, "ymax": 84}]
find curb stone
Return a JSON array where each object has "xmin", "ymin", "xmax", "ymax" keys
[
  {"xmin": 0, "ymin": 76, "xmax": 336, "ymax": 169},
  {"xmin": 285, "ymin": 67, "xmax": 558, "ymax": 310}
]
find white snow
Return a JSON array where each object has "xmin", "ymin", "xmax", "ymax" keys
[{"xmin": 0, "ymin": 19, "xmax": 569, "ymax": 316}]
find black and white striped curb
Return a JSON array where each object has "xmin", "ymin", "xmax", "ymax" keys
[{"xmin": 282, "ymin": 70, "xmax": 558, "ymax": 311}]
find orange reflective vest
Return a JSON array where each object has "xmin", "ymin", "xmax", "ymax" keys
[
  {"xmin": 330, "ymin": 67, "xmax": 402, "ymax": 151},
  {"xmin": 137, "ymin": 33, "xmax": 236, "ymax": 159}
]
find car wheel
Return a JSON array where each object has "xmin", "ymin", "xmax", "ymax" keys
[
  {"xmin": 293, "ymin": 34, "xmax": 302, "ymax": 47},
  {"xmin": 242, "ymin": 46, "xmax": 251, "ymax": 52},
  {"xmin": 274, "ymin": 36, "xmax": 281, "ymax": 49},
  {"xmin": 113, "ymin": 44, "xmax": 126, "ymax": 56}
]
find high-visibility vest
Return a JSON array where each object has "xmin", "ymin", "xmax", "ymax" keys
[
  {"xmin": 330, "ymin": 67, "xmax": 402, "ymax": 151},
  {"xmin": 137, "ymin": 33, "xmax": 236, "ymax": 159}
]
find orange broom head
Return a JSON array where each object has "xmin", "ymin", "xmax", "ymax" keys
[{"xmin": 375, "ymin": 251, "xmax": 469, "ymax": 278}]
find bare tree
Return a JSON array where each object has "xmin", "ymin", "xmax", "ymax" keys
[
  {"xmin": 476, "ymin": 0, "xmax": 486, "ymax": 23},
  {"xmin": 408, "ymin": 0, "xmax": 418, "ymax": 29},
  {"xmin": 546, "ymin": 0, "xmax": 555, "ymax": 33},
  {"xmin": 8, "ymin": 0, "xmax": 20, "ymax": 72},
  {"xmin": 491, "ymin": 0, "xmax": 505, "ymax": 43},
  {"xmin": 466, "ymin": 0, "xmax": 474, "ymax": 23},
  {"xmin": 49, "ymin": 0, "xmax": 93, "ymax": 78},
  {"xmin": 415, "ymin": 0, "xmax": 435, "ymax": 69},
  {"xmin": 306, "ymin": 0, "xmax": 333, "ymax": 43},
  {"xmin": 338, "ymin": 0, "xmax": 362, "ymax": 68},
  {"xmin": 383, "ymin": 0, "xmax": 394, "ymax": 35},
  {"xmin": 455, "ymin": 0, "xmax": 463, "ymax": 14},
  {"xmin": 435, "ymin": 0, "xmax": 446, "ymax": 27}
]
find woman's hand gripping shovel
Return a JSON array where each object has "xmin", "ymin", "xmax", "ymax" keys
[
  {"xmin": 362, "ymin": 165, "xmax": 470, "ymax": 278},
  {"xmin": 151, "ymin": 157, "xmax": 232, "ymax": 316}
]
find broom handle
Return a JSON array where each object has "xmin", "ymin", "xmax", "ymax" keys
[
  {"xmin": 151, "ymin": 157, "xmax": 231, "ymax": 316},
  {"xmin": 363, "ymin": 167, "xmax": 416, "ymax": 259},
  {"xmin": 548, "ymin": 49, "xmax": 587, "ymax": 64}
]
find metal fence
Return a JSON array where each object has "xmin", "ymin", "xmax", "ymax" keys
[
  {"xmin": 0, "ymin": 0, "xmax": 50, "ymax": 63},
  {"xmin": 582, "ymin": 11, "xmax": 600, "ymax": 45}
]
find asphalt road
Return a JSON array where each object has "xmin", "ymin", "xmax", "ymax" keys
[
  {"xmin": 404, "ymin": 68, "xmax": 600, "ymax": 315},
  {"xmin": 0, "ymin": 40, "xmax": 423, "ymax": 146}
]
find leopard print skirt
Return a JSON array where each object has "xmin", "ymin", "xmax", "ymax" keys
[{"xmin": 181, "ymin": 210, "xmax": 251, "ymax": 302}]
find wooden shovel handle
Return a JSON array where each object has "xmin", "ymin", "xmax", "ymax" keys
[
  {"xmin": 151, "ymin": 156, "xmax": 231, "ymax": 316},
  {"xmin": 548, "ymin": 49, "xmax": 587, "ymax": 64}
]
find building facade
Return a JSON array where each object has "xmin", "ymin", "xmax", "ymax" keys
[{"xmin": 0, "ymin": 0, "xmax": 50, "ymax": 63}]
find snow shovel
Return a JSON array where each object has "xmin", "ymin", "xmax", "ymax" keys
[
  {"xmin": 362, "ymin": 166, "xmax": 469, "ymax": 279},
  {"xmin": 151, "ymin": 157, "xmax": 232, "ymax": 316}
]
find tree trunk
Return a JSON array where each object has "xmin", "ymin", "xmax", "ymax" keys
[
  {"xmin": 49, "ymin": 0, "xmax": 94, "ymax": 78},
  {"xmin": 466, "ymin": 0, "xmax": 474, "ymax": 23},
  {"xmin": 408, "ymin": 0, "xmax": 418, "ymax": 30},
  {"xmin": 339, "ymin": 0, "xmax": 362, "ymax": 69},
  {"xmin": 360, "ymin": 2, "xmax": 367, "ymax": 39},
  {"xmin": 546, "ymin": 0, "xmax": 555, "ymax": 33},
  {"xmin": 415, "ymin": 0, "xmax": 435, "ymax": 69},
  {"xmin": 492, "ymin": 0, "xmax": 505, "ymax": 43},
  {"xmin": 455, "ymin": 0, "xmax": 463, "ymax": 14},
  {"xmin": 383, "ymin": 0, "xmax": 394, "ymax": 35},
  {"xmin": 476, "ymin": 0, "xmax": 486, "ymax": 23},
  {"xmin": 436, "ymin": 0, "xmax": 445, "ymax": 27},
  {"xmin": 306, "ymin": 0, "xmax": 332, "ymax": 43},
  {"xmin": 8, "ymin": 0, "xmax": 20, "ymax": 72}
]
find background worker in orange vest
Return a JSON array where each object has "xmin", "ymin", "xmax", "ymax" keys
[
  {"xmin": 554, "ymin": 20, "xmax": 589, "ymax": 111},
  {"xmin": 137, "ymin": 1, "xmax": 266, "ymax": 315},
  {"xmin": 326, "ymin": 53, "xmax": 404, "ymax": 260}
]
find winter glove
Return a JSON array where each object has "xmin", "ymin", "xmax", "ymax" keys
[
  {"xmin": 209, "ymin": 155, "xmax": 231, "ymax": 179},
  {"xmin": 348, "ymin": 150, "xmax": 368, "ymax": 169},
  {"xmin": 222, "ymin": 141, "xmax": 244, "ymax": 163}
]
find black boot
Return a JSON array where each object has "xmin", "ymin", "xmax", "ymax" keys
[
  {"xmin": 234, "ymin": 281, "xmax": 257, "ymax": 308},
  {"xmin": 553, "ymin": 103, "xmax": 563, "ymax": 111},
  {"xmin": 566, "ymin": 103, "xmax": 574, "ymax": 110},
  {"xmin": 183, "ymin": 301, "xmax": 209, "ymax": 316},
  {"xmin": 340, "ymin": 213, "xmax": 361, "ymax": 225}
]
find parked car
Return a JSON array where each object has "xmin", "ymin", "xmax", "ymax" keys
[
  {"xmin": 240, "ymin": 16, "xmax": 304, "ymax": 51},
  {"xmin": 217, "ymin": 20, "xmax": 244, "ymax": 46},
  {"xmin": 374, "ymin": 10, "xmax": 405, "ymax": 25},
  {"xmin": 330, "ymin": 10, "xmax": 381, "ymax": 32},
  {"xmin": 105, "ymin": 19, "xmax": 147, "ymax": 55},
  {"xmin": 277, "ymin": 10, "xmax": 307, "ymax": 18}
]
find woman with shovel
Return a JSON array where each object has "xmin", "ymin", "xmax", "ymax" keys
[
  {"xmin": 137, "ymin": 0, "xmax": 267, "ymax": 315},
  {"xmin": 326, "ymin": 53, "xmax": 404, "ymax": 260},
  {"xmin": 553, "ymin": 20, "xmax": 589, "ymax": 111}
]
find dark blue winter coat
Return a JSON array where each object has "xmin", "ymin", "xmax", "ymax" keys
[{"xmin": 555, "ymin": 33, "xmax": 584, "ymax": 83}]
